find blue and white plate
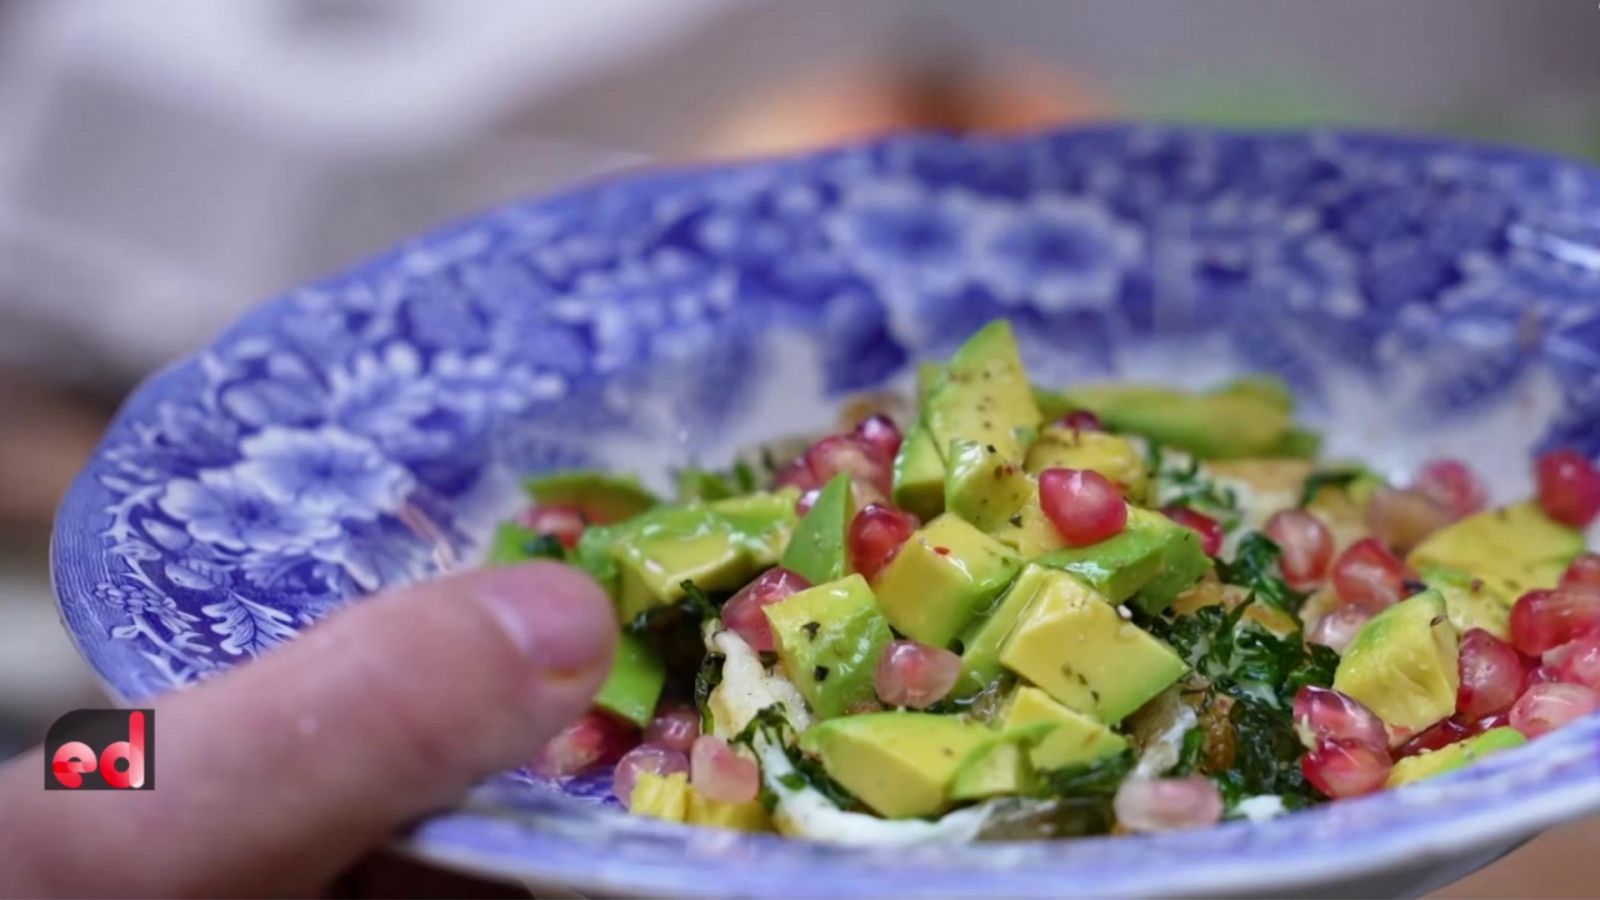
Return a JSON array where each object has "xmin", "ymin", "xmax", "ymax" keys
[{"xmin": 53, "ymin": 126, "xmax": 1600, "ymax": 896}]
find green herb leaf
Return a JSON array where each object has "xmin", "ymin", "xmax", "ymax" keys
[
  {"xmin": 1148, "ymin": 443, "xmax": 1241, "ymax": 530},
  {"xmin": 694, "ymin": 650, "xmax": 725, "ymax": 732},
  {"xmin": 1217, "ymin": 532, "xmax": 1308, "ymax": 616},
  {"xmin": 730, "ymin": 706, "xmax": 858, "ymax": 810},
  {"xmin": 1024, "ymin": 749, "xmax": 1136, "ymax": 836}
]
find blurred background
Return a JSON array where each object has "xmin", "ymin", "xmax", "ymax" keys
[{"xmin": 3, "ymin": 0, "xmax": 1600, "ymax": 893}]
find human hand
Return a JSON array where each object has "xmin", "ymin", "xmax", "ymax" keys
[{"xmin": 0, "ymin": 562, "xmax": 616, "ymax": 897}]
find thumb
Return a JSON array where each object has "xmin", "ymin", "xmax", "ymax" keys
[{"xmin": 0, "ymin": 562, "xmax": 616, "ymax": 897}]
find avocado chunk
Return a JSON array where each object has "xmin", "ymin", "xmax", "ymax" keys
[
  {"xmin": 687, "ymin": 788, "xmax": 773, "ymax": 832},
  {"xmin": 1035, "ymin": 507, "xmax": 1211, "ymax": 613},
  {"xmin": 1426, "ymin": 567, "xmax": 1511, "ymax": 640},
  {"xmin": 873, "ymin": 514, "xmax": 1023, "ymax": 649},
  {"xmin": 629, "ymin": 771, "xmax": 689, "ymax": 822},
  {"xmin": 487, "ymin": 521, "xmax": 564, "ymax": 564},
  {"xmin": 1037, "ymin": 381, "xmax": 1296, "ymax": 460},
  {"xmin": 1408, "ymin": 502, "xmax": 1584, "ymax": 604},
  {"xmin": 953, "ymin": 564, "xmax": 1056, "ymax": 699},
  {"xmin": 765, "ymin": 574, "xmax": 894, "ymax": 718},
  {"xmin": 924, "ymin": 320, "xmax": 1041, "ymax": 463},
  {"xmin": 945, "ymin": 440, "xmax": 1033, "ymax": 531},
  {"xmin": 594, "ymin": 632, "xmax": 666, "ymax": 726},
  {"xmin": 988, "ymin": 484, "xmax": 1068, "ymax": 558},
  {"xmin": 948, "ymin": 725, "xmax": 1052, "ymax": 801},
  {"xmin": 998, "ymin": 569, "xmax": 1188, "ymax": 723},
  {"xmin": 1334, "ymin": 591, "xmax": 1460, "ymax": 742},
  {"xmin": 798, "ymin": 712, "xmax": 992, "ymax": 818},
  {"xmin": 1024, "ymin": 427, "xmax": 1150, "ymax": 502},
  {"xmin": 526, "ymin": 469, "xmax": 658, "ymax": 524},
  {"xmin": 892, "ymin": 423, "xmax": 947, "ymax": 520},
  {"xmin": 781, "ymin": 474, "xmax": 855, "ymax": 584},
  {"xmin": 1386, "ymin": 727, "xmax": 1526, "ymax": 788},
  {"xmin": 1000, "ymin": 685, "xmax": 1129, "ymax": 770}
]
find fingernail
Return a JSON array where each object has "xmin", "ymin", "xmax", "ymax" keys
[{"xmin": 476, "ymin": 563, "xmax": 617, "ymax": 676}]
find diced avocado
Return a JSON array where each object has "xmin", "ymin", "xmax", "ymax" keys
[
  {"xmin": 892, "ymin": 423, "xmax": 947, "ymax": 520},
  {"xmin": 781, "ymin": 474, "xmax": 855, "ymax": 584},
  {"xmin": 614, "ymin": 525, "xmax": 747, "ymax": 621},
  {"xmin": 1000, "ymin": 686, "xmax": 1129, "ymax": 770},
  {"xmin": 765, "ymin": 575, "xmax": 894, "ymax": 718},
  {"xmin": 798, "ymin": 712, "xmax": 992, "ymax": 818},
  {"xmin": 998, "ymin": 569, "xmax": 1188, "ymax": 723},
  {"xmin": 674, "ymin": 468, "xmax": 740, "ymax": 502},
  {"xmin": 1024, "ymin": 428, "xmax": 1150, "ymax": 502},
  {"xmin": 629, "ymin": 771, "xmax": 689, "ymax": 822},
  {"xmin": 1218, "ymin": 374, "xmax": 1295, "ymax": 413},
  {"xmin": 988, "ymin": 484, "xmax": 1067, "ymax": 558},
  {"xmin": 1408, "ymin": 502, "xmax": 1585, "ymax": 605},
  {"xmin": 1334, "ymin": 591, "xmax": 1460, "ymax": 742},
  {"xmin": 526, "ymin": 469, "xmax": 658, "ymax": 524},
  {"xmin": 954, "ymin": 564, "xmax": 1056, "ymax": 699},
  {"xmin": 686, "ymin": 788, "xmax": 772, "ymax": 832},
  {"xmin": 1038, "ymin": 382, "xmax": 1295, "ymax": 460},
  {"xmin": 915, "ymin": 360, "xmax": 943, "ymax": 405},
  {"xmin": 873, "ymin": 514, "xmax": 1023, "ymax": 649},
  {"xmin": 1270, "ymin": 426, "xmax": 1322, "ymax": 459},
  {"xmin": 945, "ymin": 440, "xmax": 1033, "ymax": 531},
  {"xmin": 1036, "ymin": 507, "xmax": 1211, "ymax": 613},
  {"xmin": 594, "ymin": 632, "xmax": 666, "ymax": 726},
  {"xmin": 709, "ymin": 491, "xmax": 802, "ymax": 560},
  {"xmin": 949, "ymin": 735, "xmax": 1039, "ymax": 801},
  {"xmin": 924, "ymin": 321, "xmax": 1041, "ymax": 463},
  {"xmin": 488, "ymin": 521, "xmax": 564, "ymax": 565},
  {"xmin": 1425, "ymin": 567, "xmax": 1511, "ymax": 640},
  {"xmin": 1386, "ymin": 727, "xmax": 1527, "ymax": 788}
]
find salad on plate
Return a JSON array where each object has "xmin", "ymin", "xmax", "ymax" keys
[{"xmin": 491, "ymin": 320, "xmax": 1600, "ymax": 844}]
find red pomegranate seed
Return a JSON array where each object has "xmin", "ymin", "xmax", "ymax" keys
[
  {"xmin": 1536, "ymin": 449, "xmax": 1600, "ymax": 529},
  {"xmin": 531, "ymin": 710, "xmax": 638, "ymax": 778},
  {"xmin": 721, "ymin": 567, "xmax": 812, "ymax": 652},
  {"xmin": 613, "ymin": 744, "xmax": 690, "ymax": 809},
  {"xmin": 1055, "ymin": 409, "xmax": 1105, "ymax": 433},
  {"xmin": 1561, "ymin": 553, "xmax": 1600, "ymax": 590},
  {"xmin": 1293, "ymin": 686, "xmax": 1388, "ymax": 751},
  {"xmin": 1331, "ymin": 538, "xmax": 1407, "ymax": 610},
  {"xmin": 689, "ymin": 735, "xmax": 761, "ymax": 805},
  {"xmin": 848, "ymin": 503, "xmax": 919, "ymax": 581},
  {"xmin": 852, "ymin": 414, "xmax": 904, "ymax": 464},
  {"xmin": 1524, "ymin": 664, "xmax": 1560, "ymax": 692},
  {"xmin": 1544, "ymin": 636, "xmax": 1600, "ymax": 692},
  {"xmin": 773, "ymin": 456, "xmax": 820, "ymax": 494},
  {"xmin": 1301, "ymin": 739, "xmax": 1393, "ymax": 799},
  {"xmin": 1163, "ymin": 506, "xmax": 1223, "ymax": 556},
  {"xmin": 521, "ymin": 505, "xmax": 587, "ymax": 549},
  {"xmin": 874, "ymin": 639, "xmax": 962, "ymax": 709},
  {"xmin": 1457, "ymin": 628, "xmax": 1528, "ymax": 721},
  {"xmin": 1365, "ymin": 487, "xmax": 1451, "ymax": 554},
  {"xmin": 1396, "ymin": 717, "xmax": 1471, "ymax": 758},
  {"xmin": 1307, "ymin": 604, "xmax": 1373, "ymax": 654},
  {"xmin": 1265, "ymin": 509, "xmax": 1335, "ymax": 590},
  {"xmin": 1509, "ymin": 682, "xmax": 1600, "ymax": 739},
  {"xmin": 1112, "ymin": 776, "xmax": 1224, "ymax": 833},
  {"xmin": 807, "ymin": 434, "xmax": 891, "ymax": 496},
  {"xmin": 1414, "ymin": 458, "xmax": 1488, "ymax": 520},
  {"xmin": 643, "ymin": 704, "xmax": 702, "ymax": 755},
  {"xmin": 1039, "ymin": 468, "xmax": 1127, "ymax": 547},
  {"xmin": 1509, "ymin": 587, "xmax": 1600, "ymax": 656}
]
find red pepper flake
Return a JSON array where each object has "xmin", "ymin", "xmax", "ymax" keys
[{"xmin": 933, "ymin": 546, "xmax": 951, "ymax": 555}]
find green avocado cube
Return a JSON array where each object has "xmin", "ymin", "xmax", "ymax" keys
[
  {"xmin": 765, "ymin": 575, "xmax": 894, "ymax": 718},
  {"xmin": 1023, "ymin": 428, "xmax": 1150, "ymax": 502},
  {"xmin": 1000, "ymin": 686, "xmax": 1128, "ymax": 771},
  {"xmin": 892, "ymin": 423, "xmax": 947, "ymax": 520},
  {"xmin": 952, "ymin": 564, "xmax": 1056, "ymax": 699},
  {"xmin": 924, "ymin": 320, "xmax": 1041, "ymax": 463},
  {"xmin": 1035, "ymin": 381, "xmax": 1295, "ymax": 460},
  {"xmin": 593, "ymin": 632, "xmax": 666, "ymax": 726},
  {"xmin": 781, "ymin": 474, "xmax": 855, "ymax": 585},
  {"xmin": 945, "ymin": 440, "xmax": 1033, "ymax": 531},
  {"xmin": 1386, "ymin": 727, "xmax": 1526, "ymax": 788},
  {"xmin": 1036, "ymin": 507, "xmax": 1210, "ymax": 613},
  {"xmin": 487, "ymin": 521, "xmax": 564, "ymax": 565},
  {"xmin": 525, "ymin": 469, "xmax": 658, "ymax": 523},
  {"xmin": 1408, "ymin": 502, "xmax": 1584, "ymax": 605},
  {"xmin": 949, "ymin": 735, "xmax": 1040, "ymax": 802},
  {"xmin": 873, "ymin": 514, "xmax": 1022, "ymax": 649},
  {"xmin": 1334, "ymin": 591, "xmax": 1460, "ymax": 742},
  {"xmin": 799, "ymin": 712, "xmax": 992, "ymax": 818}
]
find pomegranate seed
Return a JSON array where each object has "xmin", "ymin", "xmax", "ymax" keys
[
  {"xmin": 643, "ymin": 704, "xmax": 702, "ymax": 755},
  {"xmin": 1112, "ymin": 776, "xmax": 1224, "ymax": 833},
  {"xmin": 1524, "ymin": 664, "xmax": 1560, "ymax": 692},
  {"xmin": 1414, "ymin": 458, "xmax": 1488, "ymax": 520},
  {"xmin": 531, "ymin": 710, "xmax": 638, "ymax": 778},
  {"xmin": 721, "ymin": 567, "xmax": 812, "ymax": 652},
  {"xmin": 1537, "ymin": 449, "xmax": 1600, "ymax": 529},
  {"xmin": 613, "ymin": 744, "xmax": 690, "ymax": 809},
  {"xmin": 1562, "ymin": 553, "xmax": 1600, "ymax": 590},
  {"xmin": 794, "ymin": 488, "xmax": 822, "ymax": 516},
  {"xmin": 1509, "ymin": 587, "xmax": 1600, "ymax": 656},
  {"xmin": 1331, "ymin": 538, "xmax": 1407, "ymax": 610},
  {"xmin": 1055, "ymin": 409, "xmax": 1104, "ymax": 433},
  {"xmin": 773, "ymin": 456, "xmax": 820, "ymax": 494},
  {"xmin": 874, "ymin": 640, "xmax": 962, "ymax": 709},
  {"xmin": 1265, "ymin": 509, "xmax": 1335, "ymax": 590},
  {"xmin": 521, "ymin": 505, "xmax": 587, "ymax": 549},
  {"xmin": 1293, "ymin": 686, "xmax": 1388, "ymax": 751},
  {"xmin": 1396, "ymin": 717, "xmax": 1471, "ymax": 758},
  {"xmin": 1467, "ymin": 712, "xmax": 1510, "ymax": 735},
  {"xmin": 1039, "ymin": 468, "xmax": 1127, "ymax": 547},
  {"xmin": 852, "ymin": 414, "xmax": 904, "ymax": 464},
  {"xmin": 690, "ymin": 735, "xmax": 761, "ymax": 804},
  {"xmin": 1509, "ymin": 682, "xmax": 1600, "ymax": 739},
  {"xmin": 1163, "ymin": 506, "xmax": 1223, "ymax": 556},
  {"xmin": 1301, "ymin": 739, "xmax": 1393, "ymax": 799},
  {"xmin": 1307, "ymin": 604, "xmax": 1373, "ymax": 654},
  {"xmin": 1365, "ymin": 487, "xmax": 1451, "ymax": 554},
  {"xmin": 848, "ymin": 503, "xmax": 918, "ymax": 581},
  {"xmin": 1544, "ymin": 636, "xmax": 1600, "ymax": 692},
  {"xmin": 1457, "ymin": 628, "xmax": 1527, "ymax": 721},
  {"xmin": 807, "ymin": 434, "xmax": 891, "ymax": 497}
]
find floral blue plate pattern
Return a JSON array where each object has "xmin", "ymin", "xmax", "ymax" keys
[{"xmin": 52, "ymin": 126, "xmax": 1600, "ymax": 896}]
